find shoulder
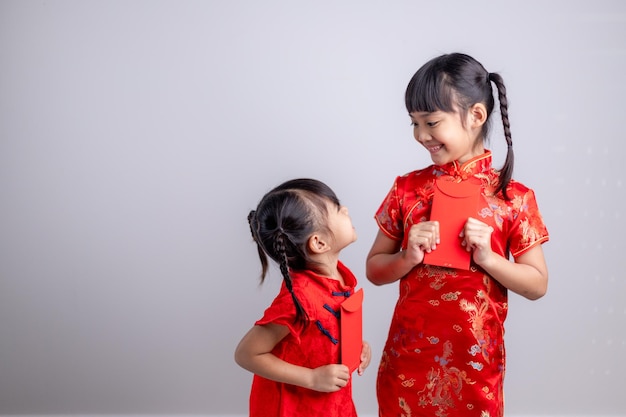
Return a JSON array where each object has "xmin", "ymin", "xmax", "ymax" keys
[
  {"xmin": 496, "ymin": 179, "xmax": 546, "ymax": 221},
  {"xmin": 505, "ymin": 179, "xmax": 543, "ymax": 206},
  {"xmin": 401, "ymin": 165, "xmax": 436, "ymax": 179},
  {"xmin": 506, "ymin": 178, "xmax": 532, "ymax": 194},
  {"xmin": 289, "ymin": 270, "xmax": 328, "ymax": 300},
  {"xmin": 289, "ymin": 270, "xmax": 314, "ymax": 294},
  {"xmin": 394, "ymin": 165, "xmax": 437, "ymax": 188}
]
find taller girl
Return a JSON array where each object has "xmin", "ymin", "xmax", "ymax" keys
[{"xmin": 367, "ymin": 53, "xmax": 549, "ymax": 416}]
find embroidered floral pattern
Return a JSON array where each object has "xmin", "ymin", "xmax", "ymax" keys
[{"xmin": 374, "ymin": 152, "xmax": 549, "ymax": 417}]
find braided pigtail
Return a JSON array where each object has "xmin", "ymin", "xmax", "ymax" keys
[
  {"xmin": 405, "ymin": 53, "xmax": 516, "ymax": 200},
  {"xmin": 274, "ymin": 231, "xmax": 309, "ymax": 327},
  {"xmin": 247, "ymin": 210, "xmax": 269, "ymax": 281},
  {"xmin": 247, "ymin": 178, "xmax": 339, "ymax": 329},
  {"xmin": 489, "ymin": 72, "xmax": 514, "ymax": 200}
]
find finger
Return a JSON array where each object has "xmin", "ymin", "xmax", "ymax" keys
[
  {"xmin": 462, "ymin": 233, "xmax": 477, "ymax": 251},
  {"xmin": 357, "ymin": 359, "xmax": 366, "ymax": 375},
  {"xmin": 423, "ymin": 221, "xmax": 440, "ymax": 246},
  {"xmin": 336, "ymin": 365, "xmax": 350, "ymax": 379},
  {"xmin": 409, "ymin": 234, "xmax": 432, "ymax": 252},
  {"xmin": 357, "ymin": 364, "xmax": 365, "ymax": 376},
  {"xmin": 418, "ymin": 235, "xmax": 435, "ymax": 252},
  {"xmin": 432, "ymin": 221, "xmax": 440, "ymax": 244}
]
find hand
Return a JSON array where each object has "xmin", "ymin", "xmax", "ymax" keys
[
  {"xmin": 310, "ymin": 364, "xmax": 350, "ymax": 392},
  {"xmin": 357, "ymin": 341, "xmax": 372, "ymax": 376},
  {"xmin": 405, "ymin": 221, "xmax": 440, "ymax": 265},
  {"xmin": 460, "ymin": 217, "xmax": 495, "ymax": 266}
]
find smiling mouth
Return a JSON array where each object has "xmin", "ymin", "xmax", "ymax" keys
[{"xmin": 426, "ymin": 144, "xmax": 443, "ymax": 153}]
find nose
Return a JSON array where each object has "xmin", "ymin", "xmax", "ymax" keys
[
  {"xmin": 340, "ymin": 206, "xmax": 349, "ymax": 215},
  {"xmin": 414, "ymin": 126, "xmax": 430, "ymax": 144}
]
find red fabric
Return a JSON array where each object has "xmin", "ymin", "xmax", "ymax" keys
[
  {"xmin": 374, "ymin": 151, "xmax": 549, "ymax": 417},
  {"xmin": 249, "ymin": 261, "xmax": 359, "ymax": 417}
]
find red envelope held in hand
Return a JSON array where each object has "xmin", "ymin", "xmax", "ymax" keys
[
  {"xmin": 340, "ymin": 288, "xmax": 363, "ymax": 373},
  {"xmin": 423, "ymin": 178, "xmax": 480, "ymax": 270}
]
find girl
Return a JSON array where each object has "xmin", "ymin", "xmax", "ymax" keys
[
  {"xmin": 367, "ymin": 53, "xmax": 549, "ymax": 417},
  {"xmin": 235, "ymin": 178, "xmax": 371, "ymax": 417}
]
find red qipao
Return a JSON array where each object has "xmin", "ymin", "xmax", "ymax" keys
[
  {"xmin": 249, "ymin": 261, "xmax": 359, "ymax": 417},
  {"xmin": 374, "ymin": 151, "xmax": 549, "ymax": 417}
]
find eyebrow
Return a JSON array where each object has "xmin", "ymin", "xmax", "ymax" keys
[
  {"xmin": 412, "ymin": 110, "xmax": 441, "ymax": 116},
  {"xmin": 410, "ymin": 112, "xmax": 435, "ymax": 121}
]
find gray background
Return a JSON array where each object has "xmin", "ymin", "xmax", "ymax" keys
[{"xmin": 1, "ymin": 0, "xmax": 625, "ymax": 416}]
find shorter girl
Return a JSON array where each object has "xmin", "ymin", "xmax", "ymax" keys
[{"xmin": 235, "ymin": 178, "xmax": 371, "ymax": 417}]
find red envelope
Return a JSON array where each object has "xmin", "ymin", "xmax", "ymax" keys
[
  {"xmin": 340, "ymin": 288, "xmax": 363, "ymax": 373},
  {"xmin": 423, "ymin": 178, "xmax": 480, "ymax": 270}
]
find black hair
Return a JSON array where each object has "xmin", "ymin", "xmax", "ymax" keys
[
  {"xmin": 405, "ymin": 52, "xmax": 514, "ymax": 199},
  {"xmin": 247, "ymin": 178, "xmax": 341, "ymax": 327}
]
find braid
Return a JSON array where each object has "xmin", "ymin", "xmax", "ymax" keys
[
  {"xmin": 274, "ymin": 232, "xmax": 309, "ymax": 327},
  {"xmin": 489, "ymin": 72, "xmax": 514, "ymax": 200},
  {"xmin": 247, "ymin": 210, "xmax": 269, "ymax": 281},
  {"xmin": 247, "ymin": 179, "xmax": 338, "ymax": 329}
]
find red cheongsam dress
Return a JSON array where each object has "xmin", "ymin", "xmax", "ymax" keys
[
  {"xmin": 248, "ymin": 261, "xmax": 359, "ymax": 417},
  {"xmin": 374, "ymin": 151, "xmax": 549, "ymax": 417}
]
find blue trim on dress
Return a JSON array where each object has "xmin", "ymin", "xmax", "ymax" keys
[
  {"xmin": 316, "ymin": 320, "xmax": 338, "ymax": 344},
  {"xmin": 323, "ymin": 303, "xmax": 340, "ymax": 318}
]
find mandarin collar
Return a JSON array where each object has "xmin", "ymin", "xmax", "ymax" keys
[
  {"xmin": 435, "ymin": 150, "xmax": 493, "ymax": 180},
  {"xmin": 291, "ymin": 260, "xmax": 357, "ymax": 290}
]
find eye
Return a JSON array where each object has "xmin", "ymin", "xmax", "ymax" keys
[{"xmin": 427, "ymin": 120, "xmax": 439, "ymax": 127}]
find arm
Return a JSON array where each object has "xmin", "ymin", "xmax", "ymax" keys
[
  {"xmin": 366, "ymin": 222, "xmax": 440, "ymax": 286},
  {"xmin": 234, "ymin": 323, "xmax": 350, "ymax": 392},
  {"xmin": 461, "ymin": 217, "xmax": 548, "ymax": 300}
]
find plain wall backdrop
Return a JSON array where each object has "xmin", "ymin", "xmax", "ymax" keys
[{"xmin": 1, "ymin": 0, "xmax": 625, "ymax": 415}]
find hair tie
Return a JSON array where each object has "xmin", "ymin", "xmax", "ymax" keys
[
  {"xmin": 247, "ymin": 210, "xmax": 260, "ymax": 241},
  {"xmin": 276, "ymin": 227, "xmax": 288, "ymax": 241},
  {"xmin": 486, "ymin": 72, "xmax": 491, "ymax": 84}
]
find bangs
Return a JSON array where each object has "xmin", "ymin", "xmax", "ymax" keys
[{"xmin": 405, "ymin": 70, "xmax": 456, "ymax": 114}]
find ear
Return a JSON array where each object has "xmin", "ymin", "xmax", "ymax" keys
[
  {"xmin": 469, "ymin": 103, "xmax": 488, "ymax": 128},
  {"xmin": 308, "ymin": 234, "xmax": 331, "ymax": 254}
]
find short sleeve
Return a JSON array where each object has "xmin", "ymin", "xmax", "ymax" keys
[
  {"xmin": 255, "ymin": 282, "xmax": 306, "ymax": 343},
  {"xmin": 375, "ymin": 177, "xmax": 404, "ymax": 242},
  {"xmin": 508, "ymin": 188, "xmax": 549, "ymax": 257}
]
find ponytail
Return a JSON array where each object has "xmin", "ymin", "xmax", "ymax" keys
[{"xmin": 488, "ymin": 72, "xmax": 514, "ymax": 200}]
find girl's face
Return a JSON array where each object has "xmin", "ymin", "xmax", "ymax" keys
[
  {"xmin": 409, "ymin": 108, "xmax": 484, "ymax": 166},
  {"xmin": 325, "ymin": 201, "xmax": 357, "ymax": 251}
]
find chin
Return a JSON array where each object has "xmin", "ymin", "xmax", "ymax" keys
[{"xmin": 431, "ymin": 155, "xmax": 452, "ymax": 166}]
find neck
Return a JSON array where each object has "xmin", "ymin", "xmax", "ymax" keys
[{"xmin": 310, "ymin": 254, "xmax": 343, "ymax": 283}]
